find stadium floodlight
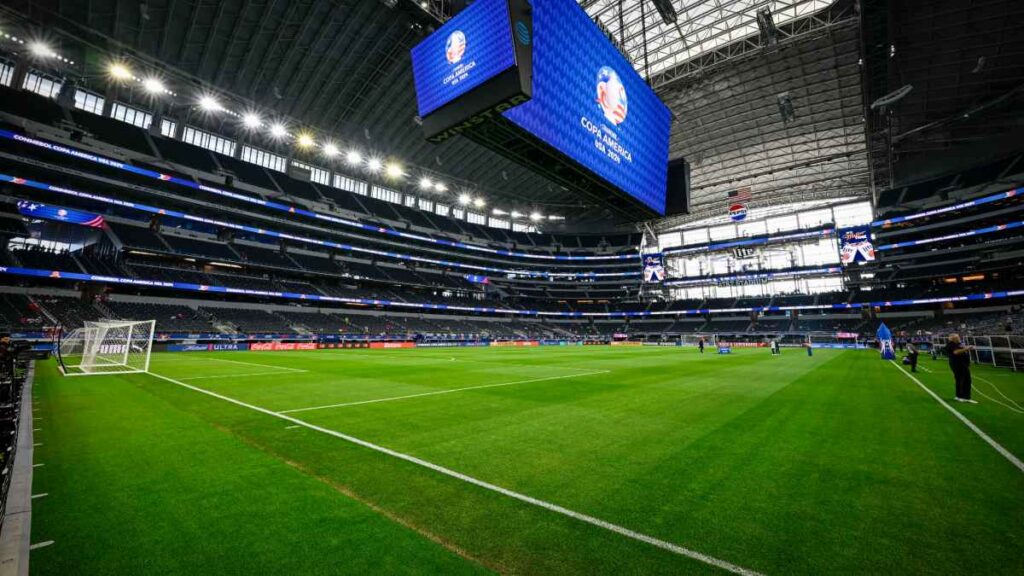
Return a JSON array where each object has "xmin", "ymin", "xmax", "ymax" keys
[
  {"xmin": 322, "ymin": 142, "xmax": 340, "ymax": 157},
  {"xmin": 529, "ymin": 212, "xmax": 543, "ymax": 221},
  {"xmin": 142, "ymin": 78, "xmax": 165, "ymax": 94},
  {"xmin": 346, "ymin": 150, "xmax": 362, "ymax": 165},
  {"xmin": 419, "ymin": 177, "xmax": 433, "ymax": 190},
  {"xmin": 385, "ymin": 163, "xmax": 404, "ymax": 178},
  {"xmin": 57, "ymin": 319, "xmax": 155, "ymax": 376},
  {"xmin": 458, "ymin": 193, "xmax": 471, "ymax": 205},
  {"xmin": 366, "ymin": 158, "xmax": 382, "ymax": 172},
  {"xmin": 473, "ymin": 197, "xmax": 485, "ymax": 208},
  {"xmin": 434, "ymin": 182, "xmax": 447, "ymax": 192},
  {"xmin": 510, "ymin": 211, "xmax": 522, "ymax": 218},
  {"xmin": 492, "ymin": 208, "xmax": 506, "ymax": 216},
  {"xmin": 198, "ymin": 95, "xmax": 222, "ymax": 112},
  {"xmin": 269, "ymin": 123, "xmax": 288, "ymax": 138},
  {"xmin": 29, "ymin": 41, "xmax": 54, "ymax": 58},
  {"xmin": 107, "ymin": 62, "xmax": 132, "ymax": 81},
  {"xmin": 296, "ymin": 133, "xmax": 316, "ymax": 148},
  {"xmin": 242, "ymin": 113, "xmax": 262, "ymax": 129}
]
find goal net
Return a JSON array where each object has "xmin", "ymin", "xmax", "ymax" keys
[{"xmin": 57, "ymin": 319, "xmax": 155, "ymax": 376}]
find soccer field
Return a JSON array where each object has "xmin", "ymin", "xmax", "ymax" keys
[{"xmin": 28, "ymin": 346, "xmax": 1024, "ymax": 575}]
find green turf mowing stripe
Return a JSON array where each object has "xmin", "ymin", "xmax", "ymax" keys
[
  {"xmin": 28, "ymin": 361, "xmax": 490, "ymax": 576},
  {"xmin": 146, "ymin": 370, "xmax": 765, "ymax": 576},
  {"xmin": 278, "ymin": 369, "xmax": 611, "ymax": 413}
]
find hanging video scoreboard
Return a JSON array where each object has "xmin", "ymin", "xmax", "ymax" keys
[{"xmin": 410, "ymin": 0, "xmax": 673, "ymax": 216}]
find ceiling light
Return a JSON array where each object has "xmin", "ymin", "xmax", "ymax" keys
[
  {"xmin": 323, "ymin": 143, "xmax": 340, "ymax": 157},
  {"xmin": 473, "ymin": 197, "xmax": 485, "ymax": 208},
  {"xmin": 346, "ymin": 150, "xmax": 362, "ymax": 165},
  {"xmin": 269, "ymin": 123, "xmax": 288, "ymax": 138},
  {"xmin": 510, "ymin": 211, "xmax": 522, "ymax": 218},
  {"xmin": 385, "ymin": 163, "xmax": 404, "ymax": 178},
  {"xmin": 458, "ymin": 193, "xmax": 471, "ymax": 205},
  {"xmin": 529, "ymin": 212, "xmax": 542, "ymax": 221},
  {"xmin": 296, "ymin": 133, "xmax": 315, "ymax": 148},
  {"xmin": 419, "ymin": 177, "xmax": 432, "ymax": 190},
  {"xmin": 366, "ymin": 158, "xmax": 382, "ymax": 172},
  {"xmin": 29, "ymin": 41, "xmax": 53, "ymax": 58},
  {"xmin": 242, "ymin": 113, "xmax": 262, "ymax": 129},
  {"xmin": 492, "ymin": 208, "xmax": 506, "ymax": 216},
  {"xmin": 107, "ymin": 62, "xmax": 132, "ymax": 80},
  {"xmin": 142, "ymin": 78, "xmax": 166, "ymax": 94},
  {"xmin": 434, "ymin": 182, "xmax": 447, "ymax": 192},
  {"xmin": 199, "ymin": 95, "xmax": 221, "ymax": 112}
]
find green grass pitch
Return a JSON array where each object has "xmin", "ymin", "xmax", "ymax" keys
[{"xmin": 28, "ymin": 346, "xmax": 1024, "ymax": 575}]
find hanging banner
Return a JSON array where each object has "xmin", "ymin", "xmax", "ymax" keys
[
  {"xmin": 17, "ymin": 201, "xmax": 104, "ymax": 228},
  {"xmin": 839, "ymin": 226, "xmax": 875, "ymax": 264},
  {"xmin": 642, "ymin": 253, "xmax": 665, "ymax": 283}
]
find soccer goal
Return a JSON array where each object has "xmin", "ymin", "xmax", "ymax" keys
[{"xmin": 57, "ymin": 319, "xmax": 156, "ymax": 376}]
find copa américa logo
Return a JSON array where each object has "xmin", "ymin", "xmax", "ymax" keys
[
  {"xmin": 446, "ymin": 30, "xmax": 467, "ymax": 64},
  {"xmin": 596, "ymin": 66, "xmax": 628, "ymax": 126}
]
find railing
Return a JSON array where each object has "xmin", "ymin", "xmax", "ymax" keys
[{"xmin": 932, "ymin": 334, "xmax": 1024, "ymax": 371}]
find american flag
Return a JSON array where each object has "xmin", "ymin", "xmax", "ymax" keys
[{"xmin": 728, "ymin": 186, "xmax": 752, "ymax": 201}]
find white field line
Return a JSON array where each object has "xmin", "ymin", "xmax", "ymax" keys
[
  {"xmin": 917, "ymin": 365, "xmax": 933, "ymax": 373},
  {"xmin": 278, "ymin": 370, "xmax": 611, "ymax": 414},
  {"xmin": 147, "ymin": 371, "xmax": 761, "ymax": 576},
  {"xmin": 975, "ymin": 376, "xmax": 1024, "ymax": 411},
  {"xmin": 195, "ymin": 356, "xmax": 308, "ymax": 373},
  {"xmin": 889, "ymin": 361, "xmax": 1024, "ymax": 473},
  {"xmin": 29, "ymin": 541, "xmax": 54, "ymax": 551},
  {"xmin": 179, "ymin": 370, "xmax": 309, "ymax": 381}
]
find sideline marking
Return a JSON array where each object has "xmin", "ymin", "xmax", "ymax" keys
[
  {"xmin": 889, "ymin": 361, "xmax": 1024, "ymax": 473},
  {"xmin": 180, "ymin": 370, "xmax": 309, "ymax": 381},
  {"xmin": 148, "ymin": 371, "xmax": 761, "ymax": 576},
  {"xmin": 32, "ymin": 463, "xmax": 44, "ymax": 468},
  {"xmin": 31, "ymin": 493, "xmax": 47, "ymax": 499},
  {"xmin": 29, "ymin": 541, "xmax": 54, "ymax": 551},
  {"xmin": 278, "ymin": 370, "xmax": 611, "ymax": 414}
]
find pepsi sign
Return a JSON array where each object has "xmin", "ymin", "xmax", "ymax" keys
[{"xmin": 728, "ymin": 203, "xmax": 747, "ymax": 222}]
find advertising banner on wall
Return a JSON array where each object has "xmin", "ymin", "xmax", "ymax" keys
[{"xmin": 250, "ymin": 342, "xmax": 318, "ymax": 352}]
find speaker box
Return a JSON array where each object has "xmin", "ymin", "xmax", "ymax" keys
[{"xmin": 665, "ymin": 157, "xmax": 690, "ymax": 216}]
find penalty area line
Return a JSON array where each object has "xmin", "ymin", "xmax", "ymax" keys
[
  {"xmin": 889, "ymin": 361, "xmax": 1024, "ymax": 473},
  {"xmin": 147, "ymin": 371, "xmax": 762, "ymax": 576},
  {"xmin": 278, "ymin": 370, "xmax": 611, "ymax": 414},
  {"xmin": 178, "ymin": 369, "xmax": 309, "ymax": 381}
]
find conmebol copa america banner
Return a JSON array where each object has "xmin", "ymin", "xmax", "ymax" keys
[
  {"xmin": 411, "ymin": 0, "xmax": 517, "ymax": 117},
  {"xmin": 17, "ymin": 200, "xmax": 104, "ymax": 228},
  {"xmin": 501, "ymin": 0, "xmax": 672, "ymax": 214}
]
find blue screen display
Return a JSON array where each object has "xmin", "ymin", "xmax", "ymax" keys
[
  {"xmin": 502, "ymin": 0, "xmax": 672, "ymax": 214},
  {"xmin": 411, "ymin": 0, "xmax": 517, "ymax": 118}
]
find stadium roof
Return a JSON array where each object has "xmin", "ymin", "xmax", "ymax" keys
[
  {"xmin": 3, "ymin": 0, "xmax": 866, "ymax": 227},
  {"xmin": 582, "ymin": 0, "xmax": 836, "ymax": 84}
]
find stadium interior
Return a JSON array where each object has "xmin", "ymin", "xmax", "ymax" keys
[{"xmin": 0, "ymin": 0, "xmax": 1021, "ymax": 574}]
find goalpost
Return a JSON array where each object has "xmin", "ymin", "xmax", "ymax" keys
[{"xmin": 57, "ymin": 319, "xmax": 156, "ymax": 376}]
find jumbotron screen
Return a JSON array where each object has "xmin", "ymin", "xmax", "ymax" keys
[
  {"xmin": 410, "ymin": 0, "xmax": 517, "ymax": 118},
  {"xmin": 502, "ymin": 0, "xmax": 672, "ymax": 214}
]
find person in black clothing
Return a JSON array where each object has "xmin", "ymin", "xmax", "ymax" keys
[
  {"xmin": 698, "ymin": 338, "xmax": 705, "ymax": 354},
  {"xmin": 905, "ymin": 341, "xmax": 919, "ymax": 373},
  {"xmin": 944, "ymin": 334, "xmax": 976, "ymax": 403}
]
